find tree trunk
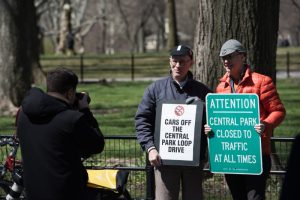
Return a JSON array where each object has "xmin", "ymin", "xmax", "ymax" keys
[
  {"xmin": 153, "ymin": 1, "xmax": 166, "ymax": 51},
  {"xmin": 193, "ymin": 0, "xmax": 279, "ymax": 90},
  {"xmin": 101, "ymin": 15, "xmax": 107, "ymax": 54},
  {"xmin": 167, "ymin": 0, "xmax": 178, "ymax": 50},
  {"xmin": 27, "ymin": 1, "xmax": 45, "ymax": 85},
  {"xmin": 0, "ymin": 0, "xmax": 33, "ymax": 114},
  {"xmin": 193, "ymin": 0, "xmax": 281, "ymax": 170},
  {"xmin": 98, "ymin": 0, "xmax": 107, "ymax": 54},
  {"xmin": 57, "ymin": 1, "xmax": 73, "ymax": 55}
]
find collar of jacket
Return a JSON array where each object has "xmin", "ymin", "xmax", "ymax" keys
[
  {"xmin": 171, "ymin": 71, "xmax": 194, "ymax": 89},
  {"xmin": 220, "ymin": 65, "xmax": 251, "ymax": 87}
]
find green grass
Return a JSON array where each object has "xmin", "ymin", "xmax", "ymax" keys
[
  {"xmin": 0, "ymin": 81, "xmax": 151, "ymax": 135},
  {"xmin": 77, "ymin": 81, "xmax": 150, "ymax": 135},
  {"xmin": 274, "ymin": 78, "xmax": 300, "ymax": 137},
  {"xmin": 0, "ymin": 78, "xmax": 299, "ymax": 137},
  {"xmin": 0, "ymin": 117, "xmax": 16, "ymax": 134}
]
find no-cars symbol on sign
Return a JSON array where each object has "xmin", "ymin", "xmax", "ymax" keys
[{"xmin": 175, "ymin": 105, "xmax": 184, "ymax": 116}]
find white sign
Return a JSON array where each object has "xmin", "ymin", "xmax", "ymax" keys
[
  {"xmin": 159, "ymin": 104, "xmax": 196, "ymax": 161},
  {"xmin": 154, "ymin": 100, "xmax": 204, "ymax": 166}
]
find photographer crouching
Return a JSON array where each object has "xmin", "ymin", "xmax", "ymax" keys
[{"xmin": 17, "ymin": 68, "xmax": 105, "ymax": 200}]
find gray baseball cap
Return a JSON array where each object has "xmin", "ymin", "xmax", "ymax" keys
[{"xmin": 219, "ymin": 39, "xmax": 246, "ymax": 57}]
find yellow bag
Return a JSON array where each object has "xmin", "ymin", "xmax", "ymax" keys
[
  {"xmin": 86, "ymin": 169, "xmax": 132, "ymax": 200},
  {"xmin": 87, "ymin": 169, "xmax": 129, "ymax": 191}
]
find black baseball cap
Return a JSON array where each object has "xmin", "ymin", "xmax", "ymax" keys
[{"xmin": 170, "ymin": 45, "xmax": 193, "ymax": 58}]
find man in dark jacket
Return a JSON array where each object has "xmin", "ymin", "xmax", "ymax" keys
[
  {"xmin": 135, "ymin": 45, "xmax": 211, "ymax": 200},
  {"xmin": 17, "ymin": 68, "xmax": 105, "ymax": 200},
  {"xmin": 280, "ymin": 134, "xmax": 300, "ymax": 200}
]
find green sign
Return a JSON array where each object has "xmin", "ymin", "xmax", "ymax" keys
[{"xmin": 206, "ymin": 94, "xmax": 262, "ymax": 175}]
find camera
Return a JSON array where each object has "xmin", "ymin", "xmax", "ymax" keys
[
  {"xmin": 73, "ymin": 92, "xmax": 91, "ymax": 109},
  {"xmin": 75, "ymin": 92, "xmax": 91, "ymax": 104}
]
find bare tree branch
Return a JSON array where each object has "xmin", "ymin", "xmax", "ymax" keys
[
  {"xmin": 74, "ymin": 16, "xmax": 101, "ymax": 36},
  {"xmin": 116, "ymin": 0, "xmax": 132, "ymax": 48}
]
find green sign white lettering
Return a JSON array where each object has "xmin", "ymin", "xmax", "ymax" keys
[{"xmin": 206, "ymin": 94, "xmax": 262, "ymax": 174}]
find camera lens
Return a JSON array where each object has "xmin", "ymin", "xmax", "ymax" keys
[
  {"xmin": 76, "ymin": 92, "xmax": 84, "ymax": 100},
  {"xmin": 76, "ymin": 92, "xmax": 91, "ymax": 104}
]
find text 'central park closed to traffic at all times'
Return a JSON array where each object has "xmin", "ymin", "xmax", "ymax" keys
[{"xmin": 206, "ymin": 94, "xmax": 262, "ymax": 175}]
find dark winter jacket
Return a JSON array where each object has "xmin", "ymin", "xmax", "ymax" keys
[
  {"xmin": 135, "ymin": 72, "xmax": 212, "ymax": 162},
  {"xmin": 17, "ymin": 87, "xmax": 105, "ymax": 200}
]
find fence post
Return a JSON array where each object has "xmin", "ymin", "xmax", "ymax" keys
[
  {"xmin": 146, "ymin": 154, "xmax": 155, "ymax": 200},
  {"xmin": 131, "ymin": 53, "xmax": 135, "ymax": 81},
  {"xmin": 286, "ymin": 51, "xmax": 290, "ymax": 78},
  {"xmin": 80, "ymin": 53, "xmax": 84, "ymax": 82}
]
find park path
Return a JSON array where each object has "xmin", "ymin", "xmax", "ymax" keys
[{"xmin": 276, "ymin": 70, "xmax": 300, "ymax": 79}]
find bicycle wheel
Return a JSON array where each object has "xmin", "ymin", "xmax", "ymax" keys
[{"xmin": 0, "ymin": 179, "xmax": 12, "ymax": 198}]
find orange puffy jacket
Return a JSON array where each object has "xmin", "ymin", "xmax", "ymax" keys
[{"xmin": 216, "ymin": 66, "xmax": 286, "ymax": 155}]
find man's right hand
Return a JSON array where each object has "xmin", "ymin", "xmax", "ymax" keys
[
  {"xmin": 78, "ymin": 92, "xmax": 90, "ymax": 110},
  {"xmin": 148, "ymin": 148, "xmax": 161, "ymax": 167},
  {"xmin": 204, "ymin": 124, "xmax": 212, "ymax": 135}
]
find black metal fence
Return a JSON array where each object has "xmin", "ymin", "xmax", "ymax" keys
[
  {"xmin": 84, "ymin": 136, "xmax": 149, "ymax": 199},
  {"xmin": 40, "ymin": 51, "xmax": 300, "ymax": 82},
  {"xmin": 0, "ymin": 135, "xmax": 294, "ymax": 200},
  {"xmin": 83, "ymin": 136, "xmax": 294, "ymax": 200},
  {"xmin": 40, "ymin": 53, "xmax": 168, "ymax": 82},
  {"xmin": 277, "ymin": 51, "xmax": 300, "ymax": 78}
]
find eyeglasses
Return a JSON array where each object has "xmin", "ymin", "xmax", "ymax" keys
[{"xmin": 221, "ymin": 52, "xmax": 240, "ymax": 61}]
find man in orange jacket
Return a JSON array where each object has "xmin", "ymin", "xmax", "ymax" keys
[{"xmin": 205, "ymin": 39, "xmax": 286, "ymax": 200}]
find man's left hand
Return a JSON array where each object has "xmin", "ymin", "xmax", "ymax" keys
[{"xmin": 254, "ymin": 123, "xmax": 265, "ymax": 135}]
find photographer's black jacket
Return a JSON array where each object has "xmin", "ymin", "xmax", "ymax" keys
[{"xmin": 17, "ymin": 88, "xmax": 105, "ymax": 200}]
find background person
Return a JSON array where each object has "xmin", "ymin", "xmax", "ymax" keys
[
  {"xmin": 17, "ymin": 68, "xmax": 105, "ymax": 200},
  {"xmin": 205, "ymin": 39, "xmax": 286, "ymax": 200},
  {"xmin": 135, "ymin": 45, "xmax": 212, "ymax": 200},
  {"xmin": 280, "ymin": 134, "xmax": 300, "ymax": 200}
]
